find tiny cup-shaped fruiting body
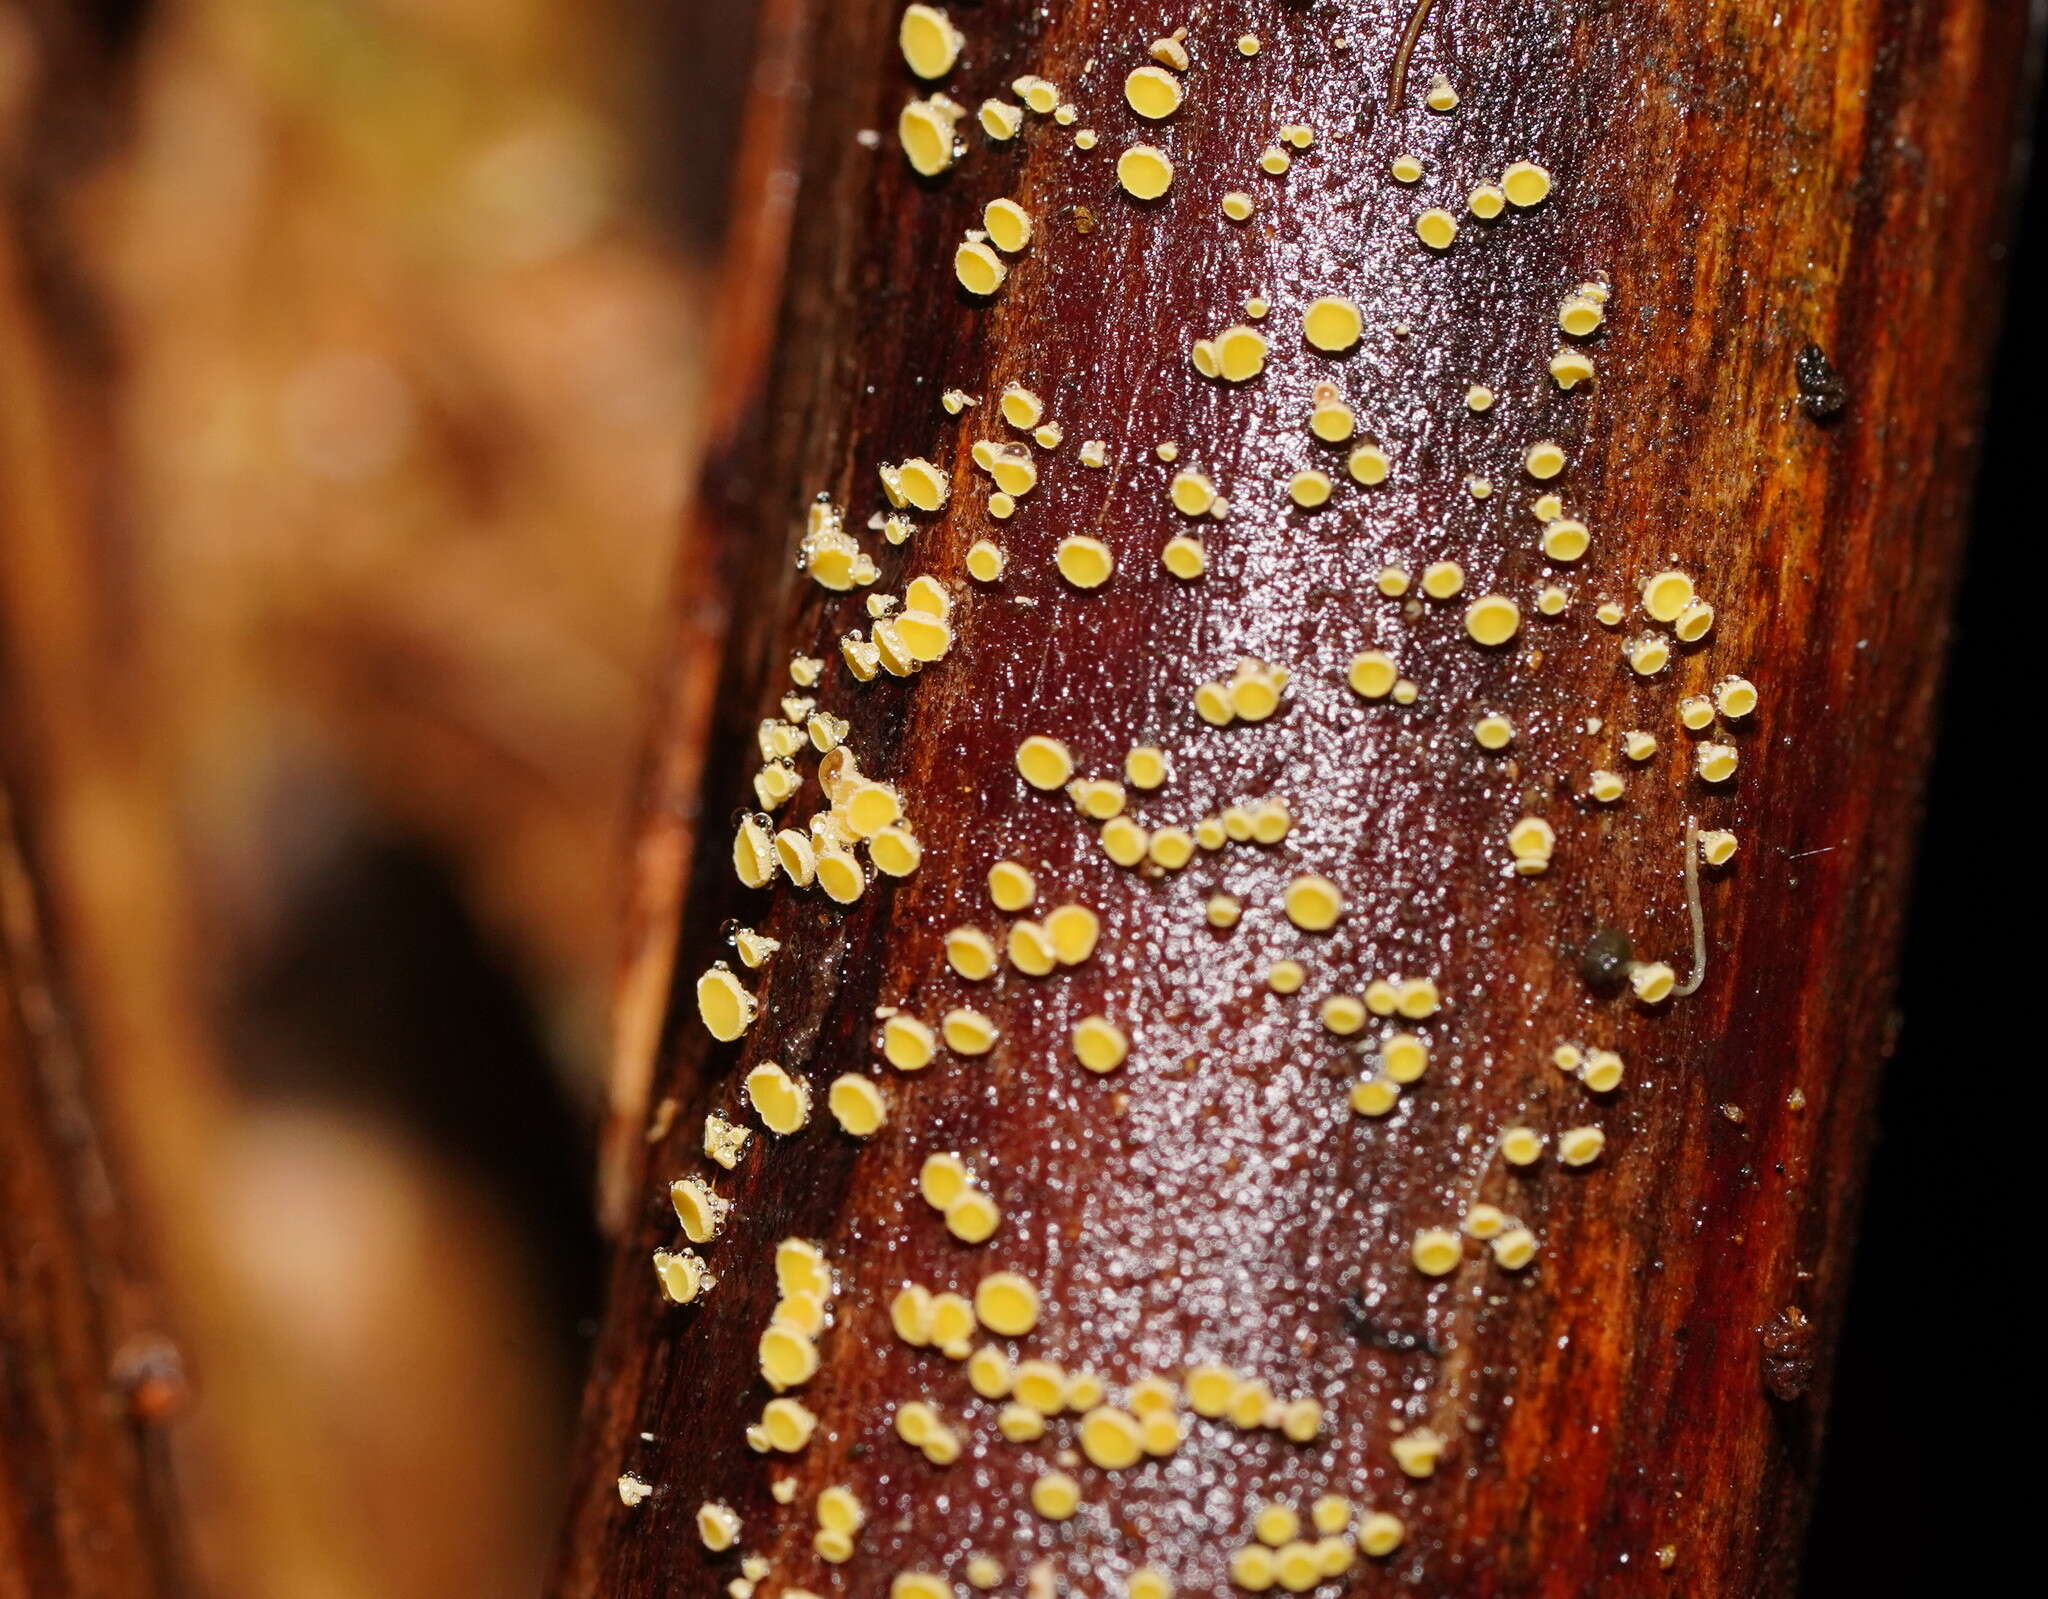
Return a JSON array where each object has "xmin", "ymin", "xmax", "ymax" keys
[
  {"xmin": 654, "ymin": 1247, "xmax": 711, "ymax": 1305},
  {"xmin": 1349, "ymin": 1076, "xmax": 1399, "ymax": 1116},
  {"xmin": 1116, "ymin": 143, "xmax": 1174, "ymax": 199},
  {"xmin": 974, "ymin": 1270, "xmax": 1040, "ymax": 1335},
  {"xmin": 942, "ymin": 1007, "xmax": 997, "ymax": 1055},
  {"xmin": 1559, "ymin": 283, "xmax": 1609, "ymax": 336},
  {"xmin": 870, "ymin": 826, "xmax": 923, "ymax": 876},
  {"xmin": 1474, "ymin": 713, "xmax": 1514, "ymax": 749},
  {"xmin": 1045, "ymin": 903, "xmax": 1100, "ymax": 964},
  {"xmin": 1007, "ymin": 919, "xmax": 1058, "ymax": 975},
  {"xmin": 1057, "ymin": 535, "xmax": 1115, "ymax": 588},
  {"xmin": 1162, "ymin": 535, "xmax": 1207, "ymax": 578},
  {"xmin": 1230, "ymin": 1547, "xmax": 1277, "ymax": 1590},
  {"xmin": 1383, "ymin": 1032, "xmax": 1430, "ymax": 1083},
  {"xmin": 1462, "ymin": 1204, "xmax": 1508, "ymax": 1240},
  {"xmin": 1631, "ymin": 960, "xmax": 1677, "ymax": 1002},
  {"xmin": 1348, "ymin": 442, "xmax": 1391, "ymax": 484},
  {"xmin": 734, "ymin": 815, "xmax": 775, "ymax": 887},
  {"xmin": 1124, "ymin": 746, "xmax": 1167, "ymax": 789},
  {"xmin": 1502, "ymin": 160, "xmax": 1553, "ymax": 207},
  {"xmin": 1628, "ymin": 633, "xmax": 1672, "ymax": 676},
  {"xmin": 1348, "ymin": 649, "xmax": 1398, "ymax": 699},
  {"xmin": 1715, "ymin": 675, "xmax": 1759, "ymax": 717},
  {"xmin": 1422, "ymin": 561, "xmax": 1465, "ymax": 599},
  {"xmin": 1641, "ymin": 567, "xmax": 1695, "ymax": 621},
  {"xmin": 1228, "ymin": 658, "xmax": 1289, "ymax": 721},
  {"xmin": 697, "ymin": 1500, "xmax": 741, "ymax": 1552},
  {"xmin": 1468, "ymin": 182, "xmax": 1506, "ymax": 219},
  {"xmin": 1359, "ymin": 1512, "xmax": 1405, "ymax": 1557},
  {"xmin": 945, "ymin": 925, "xmax": 997, "ymax": 980},
  {"xmin": 1588, "ymin": 768, "xmax": 1626, "ymax": 803},
  {"xmin": 1541, "ymin": 517, "xmax": 1591, "ymax": 561},
  {"xmin": 759, "ymin": 1320, "xmax": 820, "ymax": 1391},
  {"xmin": 1416, "ymin": 209, "xmax": 1457, "ymax": 249},
  {"xmin": 697, "ymin": 964, "xmax": 755, "ymax": 1040},
  {"xmin": 1491, "ymin": 1227, "xmax": 1539, "ymax": 1269},
  {"xmin": 1079, "ymin": 1406, "xmax": 1145, "ymax": 1468},
  {"xmin": 1696, "ymin": 742, "xmax": 1739, "ymax": 783},
  {"xmin": 1066, "ymin": 778, "xmax": 1125, "ymax": 820},
  {"xmin": 1310, "ymin": 397, "xmax": 1355, "ymax": 441},
  {"xmin": 987, "ymin": 859, "xmax": 1035, "ymax": 909},
  {"xmin": 1700, "ymin": 829, "xmax": 1739, "ymax": 866},
  {"xmin": 999, "ymin": 383, "xmax": 1041, "ymax": 429},
  {"xmin": 899, "ymin": 96, "xmax": 963, "ymax": 176},
  {"xmin": 966, "ymin": 539, "xmax": 1005, "ymax": 581},
  {"xmin": 1032, "ymin": 1471, "xmax": 1081, "ymax": 1520},
  {"xmin": 1580, "ymin": 1047, "xmax": 1625, "ymax": 1092},
  {"xmin": 1550, "ymin": 346, "xmax": 1596, "ymax": 388},
  {"xmin": 827, "ymin": 1074, "xmax": 886, "ymax": 1135},
  {"xmin": 1169, "ymin": 469, "xmax": 1216, "ymax": 516},
  {"xmin": 1559, "ymin": 1125, "xmax": 1608, "ymax": 1166},
  {"xmin": 984, "ymin": 198, "xmax": 1032, "ymax": 253},
  {"xmin": 1302, "ymin": 295, "xmax": 1363, "ymax": 353},
  {"xmin": 671, "ymin": 1177, "xmax": 728, "ymax": 1243},
  {"xmin": 979, "ymin": 99, "xmax": 1023, "ymax": 140},
  {"xmin": 1222, "ymin": 189, "xmax": 1255, "ymax": 221},
  {"xmin": 882, "ymin": 1013, "xmax": 938, "ymax": 1070},
  {"xmin": 1500, "ymin": 1126, "xmax": 1545, "ymax": 1165},
  {"xmin": 955, "ymin": 239, "xmax": 1006, "ymax": 296},
  {"xmin": 1284, "ymin": 873, "xmax": 1343, "ymax": 931},
  {"xmin": 1016, "ymin": 734, "xmax": 1074, "ymax": 790},
  {"xmin": 745, "ymin": 1062, "xmax": 810, "ymax": 1134},
  {"xmin": 815, "ymin": 844, "xmax": 865, "ymax": 903},
  {"xmin": 1100, "ymin": 816, "xmax": 1148, "ymax": 866},
  {"xmin": 921, "ymin": 1146, "xmax": 966, "ymax": 1212},
  {"xmin": 1125, "ymin": 64, "xmax": 1183, "ymax": 119},
  {"xmin": 1072, "ymin": 1015, "xmax": 1130, "ymax": 1073},
  {"xmin": 703, "ymin": 1113, "xmax": 748, "ymax": 1169},
  {"xmin": 1193, "ymin": 681, "xmax": 1235, "ymax": 726},
  {"xmin": 1391, "ymin": 1426, "xmax": 1445, "ymax": 1478},
  {"xmin": 898, "ymin": 5, "xmax": 963, "ymax": 79},
  {"xmin": 1464, "ymin": 594, "xmax": 1521, "ymax": 646},
  {"xmin": 1289, "ymin": 470, "xmax": 1332, "ymax": 508},
  {"xmin": 1211, "ymin": 325, "xmax": 1269, "ymax": 382},
  {"xmin": 1320, "ymin": 996, "xmax": 1366, "ymax": 1037},
  {"xmin": 1524, "ymin": 439, "xmax": 1567, "ymax": 480},
  {"xmin": 1412, "ymin": 1227, "xmax": 1463, "ymax": 1276},
  {"xmin": 1508, "ymin": 815, "xmax": 1556, "ymax": 875}
]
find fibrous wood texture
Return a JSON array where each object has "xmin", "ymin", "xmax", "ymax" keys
[
  {"xmin": 1, "ymin": 788, "xmax": 189, "ymax": 1599},
  {"xmin": 559, "ymin": 3, "xmax": 2032, "ymax": 1597}
]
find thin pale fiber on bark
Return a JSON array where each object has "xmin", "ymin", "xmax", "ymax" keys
[{"xmin": 561, "ymin": 3, "xmax": 2031, "ymax": 1597}]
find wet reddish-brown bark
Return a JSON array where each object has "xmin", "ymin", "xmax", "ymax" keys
[{"xmin": 559, "ymin": 3, "xmax": 2033, "ymax": 1596}]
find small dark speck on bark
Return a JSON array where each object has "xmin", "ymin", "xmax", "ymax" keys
[
  {"xmin": 1796, "ymin": 342, "xmax": 1848, "ymax": 420},
  {"xmin": 1762, "ymin": 1305, "xmax": 1816, "ymax": 1400}
]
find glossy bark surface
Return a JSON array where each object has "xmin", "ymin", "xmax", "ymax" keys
[{"xmin": 560, "ymin": 4, "xmax": 2032, "ymax": 1595}]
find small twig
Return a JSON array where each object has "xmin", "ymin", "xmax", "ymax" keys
[
  {"xmin": 1673, "ymin": 815, "xmax": 1708, "ymax": 997},
  {"xmin": 1388, "ymin": 0, "xmax": 1440, "ymax": 111}
]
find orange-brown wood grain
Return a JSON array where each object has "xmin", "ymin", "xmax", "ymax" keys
[
  {"xmin": 1, "ymin": 786, "xmax": 191, "ymax": 1599},
  {"xmin": 558, "ymin": 4, "xmax": 2033, "ymax": 1595}
]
